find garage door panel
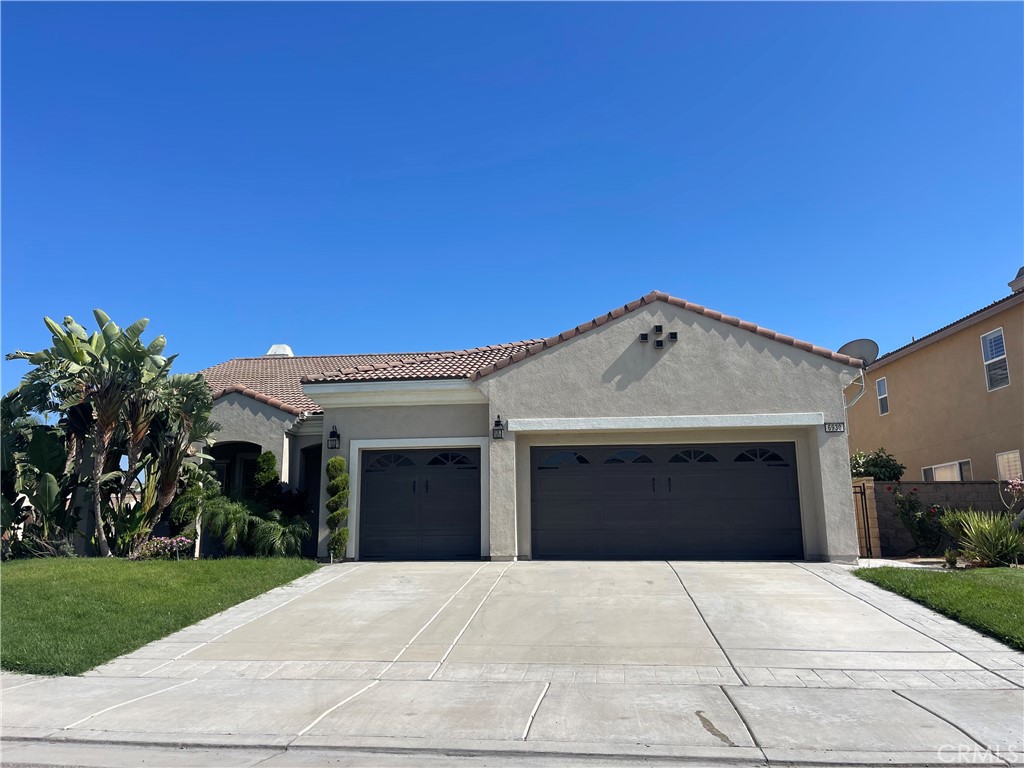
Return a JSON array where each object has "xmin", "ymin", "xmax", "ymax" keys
[
  {"xmin": 360, "ymin": 533, "xmax": 421, "ymax": 560},
  {"xmin": 532, "ymin": 443, "xmax": 803, "ymax": 560},
  {"xmin": 419, "ymin": 532, "xmax": 480, "ymax": 559},
  {"xmin": 361, "ymin": 449, "xmax": 481, "ymax": 561}
]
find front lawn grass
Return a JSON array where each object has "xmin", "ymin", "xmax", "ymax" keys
[
  {"xmin": 855, "ymin": 566, "xmax": 1024, "ymax": 651},
  {"xmin": 1, "ymin": 557, "xmax": 318, "ymax": 676}
]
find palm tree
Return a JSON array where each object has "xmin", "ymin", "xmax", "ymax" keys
[
  {"xmin": 252, "ymin": 509, "xmax": 311, "ymax": 557},
  {"xmin": 127, "ymin": 374, "xmax": 218, "ymax": 558},
  {"xmin": 8, "ymin": 311, "xmax": 174, "ymax": 556}
]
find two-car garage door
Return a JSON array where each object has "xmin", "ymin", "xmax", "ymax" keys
[{"xmin": 531, "ymin": 443, "xmax": 803, "ymax": 560}]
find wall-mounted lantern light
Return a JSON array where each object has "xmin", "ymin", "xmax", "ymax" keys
[
  {"xmin": 639, "ymin": 333, "xmax": 649, "ymax": 343},
  {"xmin": 492, "ymin": 416, "xmax": 505, "ymax": 440},
  {"xmin": 327, "ymin": 426, "xmax": 341, "ymax": 450},
  {"xmin": 653, "ymin": 325, "xmax": 664, "ymax": 334},
  {"xmin": 668, "ymin": 331, "xmax": 678, "ymax": 342}
]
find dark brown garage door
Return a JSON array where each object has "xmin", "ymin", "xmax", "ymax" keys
[
  {"xmin": 360, "ymin": 448, "xmax": 481, "ymax": 560},
  {"xmin": 531, "ymin": 443, "xmax": 802, "ymax": 560}
]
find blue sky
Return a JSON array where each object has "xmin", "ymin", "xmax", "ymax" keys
[{"xmin": 3, "ymin": 2, "xmax": 1021, "ymax": 388}]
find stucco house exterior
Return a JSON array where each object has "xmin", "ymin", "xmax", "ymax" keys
[
  {"xmin": 201, "ymin": 291, "xmax": 864, "ymax": 563},
  {"xmin": 846, "ymin": 268, "xmax": 1024, "ymax": 485}
]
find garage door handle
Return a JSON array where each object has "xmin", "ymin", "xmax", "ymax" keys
[
  {"xmin": 412, "ymin": 480, "xmax": 416, "ymax": 494},
  {"xmin": 652, "ymin": 477, "xmax": 656, "ymax": 493},
  {"xmin": 425, "ymin": 479, "xmax": 430, "ymax": 494}
]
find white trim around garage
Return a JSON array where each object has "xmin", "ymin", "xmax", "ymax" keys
[
  {"xmin": 347, "ymin": 437, "xmax": 490, "ymax": 561},
  {"xmin": 506, "ymin": 413, "xmax": 825, "ymax": 433}
]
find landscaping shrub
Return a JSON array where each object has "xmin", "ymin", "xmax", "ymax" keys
[
  {"xmin": 325, "ymin": 456, "xmax": 350, "ymax": 561},
  {"xmin": 941, "ymin": 509, "xmax": 1023, "ymax": 567},
  {"xmin": 850, "ymin": 448, "xmax": 905, "ymax": 481},
  {"xmin": 136, "ymin": 535, "xmax": 194, "ymax": 560},
  {"xmin": 890, "ymin": 484, "xmax": 943, "ymax": 552}
]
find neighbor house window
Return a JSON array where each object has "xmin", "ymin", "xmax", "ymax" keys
[
  {"xmin": 996, "ymin": 450, "xmax": 1022, "ymax": 481},
  {"xmin": 922, "ymin": 460, "xmax": 972, "ymax": 482},
  {"xmin": 981, "ymin": 328, "xmax": 1010, "ymax": 391},
  {"xmin": 876, "ymin": 377, "xmax": 889, "ymax": 415}
]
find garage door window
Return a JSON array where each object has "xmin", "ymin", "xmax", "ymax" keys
[
  {"xmin": 539, "ymin": 450, "xmax": 591, "ymax": 468},
  {"xmin": 604, "ymin": 449, "xmax": 654, "ymax": 464},
  {"xmin": 669, "ymin": 449, "xmax": 718, "ymax": 463},
  {"xmin": 734, "ymin": 447, "xmax": 790, "ymax": 466},
  {"xmin": 367, "ymin": 453, "xmax": 414, "ymax": 470},
  {"xmin": 427, "ymin": 452, "xmax": 476, "ymax": 467}
]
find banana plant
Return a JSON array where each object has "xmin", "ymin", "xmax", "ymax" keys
[{"xmin": 8, "ymin": 311, "xmax": 177, "ymax": 557}]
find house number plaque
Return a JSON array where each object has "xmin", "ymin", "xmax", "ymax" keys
[{"xmin": 824, "ymin": 422, "xmax": 846, "ymax": 433}]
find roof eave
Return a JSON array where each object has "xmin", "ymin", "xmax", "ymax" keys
[
  {"xmin": 869, "ymin": 291, "xmax": 1024, "ymax": 370},
  {"xmin": 210, "ymin": 385, "xmax": 307, "ymax": 417}
]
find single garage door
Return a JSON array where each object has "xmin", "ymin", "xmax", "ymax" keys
[
  {"xmin": 531, "ymin": 443, "xmax": 802, "ymax": 560},
  {"xmin": 360, "ymin": 448, "xmax": 481, "ymax": 560}
]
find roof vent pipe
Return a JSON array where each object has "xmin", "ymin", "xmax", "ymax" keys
[{"xmin": 265, "ymin": 344, "xmax": 294, "ymax": 357}]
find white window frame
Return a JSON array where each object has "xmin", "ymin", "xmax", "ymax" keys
[
  {"xmin": 996, "ymin": 450, "xmax": 1022, "ymax": 481},
  {"xmin": 875, "ymin": 377, "xmax": 889, "ymax": 416},
  {"xmin": 922, "ymin": 459, "xmax": 972, "ymax": 482},
  {"xmin": 980, "ymin": 328, "xmax": 1010, "ymax": 392}
]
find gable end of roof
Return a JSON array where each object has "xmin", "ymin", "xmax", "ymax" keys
[
  {"xmin": 470, "ymin": 290, "xmax": 861, "ymax": 379},
  {"xmin": 210, "ymin": 384, "xmax": 305, "ymax": 417}
]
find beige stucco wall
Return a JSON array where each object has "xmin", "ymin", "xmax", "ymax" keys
[
  {"xmin": 315, "ymin": 404, "xmax": 489, "ymax": 558},
  {"xmin": 847, "ymin": 300, "xmax": 1023, "ymax": 482},
  {"xmin": 210, "ymin": 393, "xmax": 296, "ymax": 474},
  {"xmin": 476, "ymin": 302, "xmax": 861, "ymax": 562}
]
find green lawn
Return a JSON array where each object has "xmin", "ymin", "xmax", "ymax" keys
[
  {"xmin": 855, "ymin": 566, "xmax": 1024, "ymax": 651},
  {"xmin": 1, "ymin": 557, "xmax": 318, "ymax": 676}
]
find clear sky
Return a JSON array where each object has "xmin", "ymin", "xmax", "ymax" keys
[{"xmin": 3, "ymin": 2, "xmax": 1021, "ymax": 389}]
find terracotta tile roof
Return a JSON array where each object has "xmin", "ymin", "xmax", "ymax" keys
[
  {"xmin": 301, "ymin": 341, "xmax": 546, "ymax": 384},
  {"xmin": 870, "ymin": 290, "xmax": 1024, "ymax": 368},
  {"xmin": 470, "ymin": 290, "xmax": 863, "ymax": 379},
  {"xmin": 201, "ymin": 354, "xmax": 413, "ymax": 415},
  {"xmin": 204, "ymin": 291, "xmax": 859, "ymax": 411}
]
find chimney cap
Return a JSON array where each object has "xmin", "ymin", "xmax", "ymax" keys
[{"xmin": 265, "ymin": 344, "xmax": 294, "ymax": 357}]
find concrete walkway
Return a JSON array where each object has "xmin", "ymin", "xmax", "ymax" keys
[{"xmin": 2, "ymin": 561, "xmax": 1022, "ymax": 766}]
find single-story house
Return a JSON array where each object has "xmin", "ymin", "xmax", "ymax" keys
[{"xmin": 200, "ymin": 290, "xmax": 863, "ymax": 562}]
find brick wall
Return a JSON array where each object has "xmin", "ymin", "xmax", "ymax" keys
[{"xmin": 863, "ymin": 479, "xmax": 1006, "ymax": 556}]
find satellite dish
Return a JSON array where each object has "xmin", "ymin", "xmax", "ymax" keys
[{"xmin": 838, "ymin": 338, "xmax": 879, "ymax": 366}]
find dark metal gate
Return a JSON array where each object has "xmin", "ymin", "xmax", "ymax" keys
[{"xmin": 853, "ymin": 484, "xmax": 873, "ymax": 558}]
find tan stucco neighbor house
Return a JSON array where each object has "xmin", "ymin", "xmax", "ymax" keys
[
  {"xmin": 847, "ymin": 268, "xmax": 1024, "ymax": 485},
  {"xmin": 200, "ymin": 291, "xmax": 864, "ymax": 563}
]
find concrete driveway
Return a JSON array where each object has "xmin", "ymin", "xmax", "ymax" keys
[{"xmin": 3, "ymin": 561, "xmax": 1023, "ymax": 766}]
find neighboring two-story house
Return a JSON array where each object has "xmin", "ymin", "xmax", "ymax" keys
[{"xmin": 847, "ymin": 267, "xmax": 1024, "ymax": 484}]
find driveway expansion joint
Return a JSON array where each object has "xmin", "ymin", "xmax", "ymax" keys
[{"xmin": 666, "ymin": 561, "xmax": 749, "ymax": 686}]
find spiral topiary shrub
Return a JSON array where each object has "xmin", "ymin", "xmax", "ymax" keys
[{"xmin": 325, "ymin": 456, "xmax": 350, "ymax": 561}]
